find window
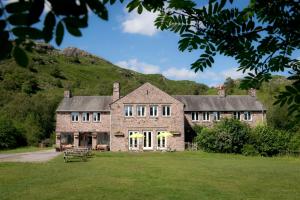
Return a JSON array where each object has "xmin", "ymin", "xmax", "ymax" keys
[
  {"xmin": 192, "ymin": 112, "xmax": 199, "ymax": 121},
  {"xmin": 150, "ymin": 105, "xmax": 158, "ymax": 117},
  {"xmin": 162, "ymin": 105, "xmax": 171, "ymax": 117},
  {"xmin": 128, "ymin": 131, "xmax": 138, "ymax": 150},
  {"xmin": 82, "ymin": 112, "xmax": 90, "ymax": 122},
  {"xmin": 244, "ymin": 111, "xmax": 252, "ymax": 121},
  {"xmin": 213, "ymin": 112, "xmax": 221, "ymax": 121},
  {"xmin": 157, "ymin": 131, "xmax": 167, "ymax": 149},
  {"xmin": 71, "ymin": 112, "xmax": 79, "ymax": 122},
  {"xmin": 93, "ymin": 112, "xmax": 101, "ymax": 122},
  {"xmin": 124, "ymin": 105, "xmax": 133, "ymax": 117},
  {"xmin": 61, "ymin": 133, "xmax": 74, "ymax": 144},
  {"xmin": 137, "ymin": 105, "xmax": 146, "ymax": 117},
  {"xmin": 233, "ymin": 112, "xmax": 241, "ymax": 120},
  {"xmin": 203, "ymin": 112, "xmax": 210, "ymax": 121}
]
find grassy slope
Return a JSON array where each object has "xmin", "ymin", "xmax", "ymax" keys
[{"xmin": 0, "ymin": 152, "xmax": 300, "ymax": 200}]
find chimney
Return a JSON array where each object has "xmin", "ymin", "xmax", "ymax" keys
[
  {"xmin": 113, "ymin": 82, "xmax": 120, "ymax": 101},
  {"xmin": 248, "ymin": 88, "xmax": 256, "ymax": 97},
  {"xmin": 218, "ymin": 85, "xmax": 226, "ymax": 97},
  {"xmin": 64, "ymin": 90, "xmax": 72, "ymax": 98}
]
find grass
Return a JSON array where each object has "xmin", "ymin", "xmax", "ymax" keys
[
  {"xmin": 0, "ymin": 146, "xmax": 53, "ymax": 154},
  {"xmin": 0, "ymin": 151, "xmax": 300, "ymax": 200}
]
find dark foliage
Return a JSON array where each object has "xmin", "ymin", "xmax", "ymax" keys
[{"xmin": 0, "ymin": 118, "xmax": 26, "ymax": 149}]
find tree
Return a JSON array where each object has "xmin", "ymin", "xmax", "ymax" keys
[
  {"xmin": 0, "ymin": 0, "xmax": 299, "ymax": 117},
  {"xmin": 127, "ymin": 0, "xmax": 300, "ymax": 118},
  {"xmin": 224, "ymin": 77, "xmax": 235, "ymax": 95}
]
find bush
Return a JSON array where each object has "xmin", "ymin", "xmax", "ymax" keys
[
  {"xmin": 251, "ymin": 125, "xmax": 291, "ymax": 156},
  {"xmin": 288, "ymin": 132, "xmax": 300, "ymax": 151},
  {"xmin": 196, "ymin": 118, "xmax": 250, "ymax": 153},
  {"xmin": 242, "ymin": 144, "xmax": 259, "ymax": 156},
  {"xmin": 0, "ymin": 119, "xmax": 26, "ymax": 149},
  {"xmin": 195, "ymin": 128, "xmax": 217, "ymax": 152}
]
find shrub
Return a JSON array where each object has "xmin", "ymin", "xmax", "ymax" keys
[
  {"xmin": 196, "ymin": 118, "xmax": 250, "ymax": 153},
  {"xmin": 288, "ymin": 132, "xmax": 300, "ymax": 151},
  {"xmin": 252, "ymin": 125, "xmax": 291, "ymax": 156},
  {"xmin": 195, "ymin": 128, "xmax": 217, "ymax": 152},
  {"xmin": 0, "ymin": 119, "xmax": 26, "ymax": 149},
  {"xmin": 214, "ymin": 118, "xmax": 250, "ymax": 153},
  {"xmin": 242, "ymin": 144, "xmax": 259, "ymax": 156}
]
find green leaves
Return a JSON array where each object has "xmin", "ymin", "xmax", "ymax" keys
[
  {"xmin": 13, "ymin": 46, "xmax": 29, "ymax": 67},
  {"xmin": 43, "ymin": 12, "xmax": 56, "ymax": 42},
  {"xmin": 55, "ymin": 21, "xmax": 64, "ymax": 46},
  {"xmin": 86, "ymin": 0, "xmax": 108, "ymax": 20}
]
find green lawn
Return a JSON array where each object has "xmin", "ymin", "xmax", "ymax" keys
[
  {"xmin": 0, "ymin": 146, "xmax": 53, "ymax": 154},
  {"xmin": 0, "ymin": 152, "xmax": 300, "ymax": 200}
]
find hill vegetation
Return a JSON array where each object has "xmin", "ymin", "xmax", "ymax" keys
[{"xmin": 0, "ymin": 44, "xmax": 298, "ymax": 148}]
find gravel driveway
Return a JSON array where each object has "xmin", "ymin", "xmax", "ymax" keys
[{"xmin": 0, "ymin": 149, "xmax": 61, "ymax": 162}]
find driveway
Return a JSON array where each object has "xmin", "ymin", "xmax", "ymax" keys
[{"xmin": 0, "ymin": 149, "xmax": 61, "ymax": 162}]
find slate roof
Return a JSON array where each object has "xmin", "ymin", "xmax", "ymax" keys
[
  {"xmin": 56, "ymin": 94, "xmax": 266, "ymax": 112},
  {"xmin": 56, "ymin": 96, "xmax": 112, "ymax": 112},
  {"xmin": 173, "ymin": 95, "xmax": 266, "ymax": 111}
]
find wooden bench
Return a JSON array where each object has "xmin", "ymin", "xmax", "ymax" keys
[{"xmin": 63, "ymin": 148, "xmax": 90, "ymax": 162}]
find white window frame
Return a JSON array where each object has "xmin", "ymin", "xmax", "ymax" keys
[
  {"xmin": 244, "ymin": 111, "xmax": 252, "ymax": 121},
  {"xmin": 128, "ymin": 131, "xmax": 139, "ymax": 150},
  {"xmin": 93, "ymin": 112, "xmax": 101, "ymax": 122},
  {"xmin": 143, "ymin": 131, "xmax": 153, "ymax": 150},
  {"xmin": 71, "ymin": 112, "xmax": 79, "ymax": 122},
  {"xmin": 202, "ymin": 112, "xmax": 210, "ymax": 121},
  {"xmin": 213, "ymin": 112, "xmax": 221, "ymax": 121},
  {"xmin": 136, "ymin": 105, "xmax": 146, "ymax": 117},
  {"xmin": 233, "ymin": 112, "xmax": 241, "ymax": 120},
  {"xmin": 150, "ymin": 105, "xmax": 158, "ymax": 117},
  {"xmin": 124, "ymin": 105, "xmax": 133, "ymax": 117},
  {"xmin": 191, "ymin": 112, "xmax": 199, "ymax": 121},
  {"xmin": 82, "ymin": 112, "xmax": 90, "ymax": 122},
  {"xmin": 162, "ymin": 105, "xmax": 171, "ymax": 117},
  {"xmin": 157, "ymin": 131, "xmax": 167, "ymax": 150}
]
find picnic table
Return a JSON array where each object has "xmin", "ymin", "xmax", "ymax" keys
[{"xmin": 63, "ymin": 147, "xmax": 92, "ymax": 162}]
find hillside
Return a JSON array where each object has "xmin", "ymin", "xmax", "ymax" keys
[
  {"xmin": 0, "ymin": 44, "xmax": 210, "ymax": 146},
  {"xmin": 0, "ymin": 44, "xmax": 297, "ymax": 147}
]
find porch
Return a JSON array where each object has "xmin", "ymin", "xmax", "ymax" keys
[{"xmin": 56, "ymin": 132, "xmax": 110, "ymax": 151}]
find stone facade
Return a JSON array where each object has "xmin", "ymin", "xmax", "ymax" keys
[
  {"xmin": 55, "ymin": 82, "xmax": 266, "ymax": 151},
  {"xmin": 184, "ymin": 111, "xmax": 266, "ymax": 128},
  {"xmin": 110, "ymin": 83, "xmax": 185, "ymax": 151}
]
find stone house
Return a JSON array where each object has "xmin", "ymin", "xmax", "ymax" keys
[{"xmin": 55, "ymin": 82, "xmax": 266, "ymax": 151}]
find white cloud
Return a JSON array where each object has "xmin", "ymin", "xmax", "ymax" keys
[
  {"xmin": 221, "ymin": 68, "xmax": 245, "ymax": 80},
  {"xmin": 115, "ymin": 59, "xmax": 160, "ymax": 74},
  {"xmin": 115, "ymin": 58, "xmax": 246, "ymax": 87},
  {"xmin": 121, "ymin": 10, "xmax": 159, "ymax": 36},
  {"xmin": 162, "ymin": 68, "xmax": 197, "ymax": 80}
]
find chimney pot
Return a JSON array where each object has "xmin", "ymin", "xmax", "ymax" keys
[
  {"xmin": 64, "ymin": 90, "xmax": 72, "ymax": 98},
  {"xmin": 249, "ymin": 88, "xmax": 256, "ymax": 97},
  {"xmin": 218, "ymin": 85, "xmax": 226, "ymax": 97},
  {"xmin": 113, "ymin": 82, "xmax": 120, "ymax": 101}
]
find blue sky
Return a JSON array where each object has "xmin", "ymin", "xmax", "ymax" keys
[{"xmin": 48, "ymin": 1, "xmax": 299, "ymax": 87}]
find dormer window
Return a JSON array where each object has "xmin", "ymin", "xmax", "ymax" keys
[
  {"xmin": 71, "ymin": 112, "xmax": 79, "ymax": 122},
  {"xmin": 82, "ymin": 112, "xmax": 90, "ymax": 122}
]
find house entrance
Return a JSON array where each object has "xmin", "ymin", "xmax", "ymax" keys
[{"xmin": 79, "ymin": 132, "xmax": 92, "ymax": 147}]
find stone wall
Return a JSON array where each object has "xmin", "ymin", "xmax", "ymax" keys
[
  {"xmin": 110, "ymin": 83, "xmax": 185, "ymax": 152},
  {"xmin": 185, "ymin": 111, "xmax": 266, "ymax": 128}
]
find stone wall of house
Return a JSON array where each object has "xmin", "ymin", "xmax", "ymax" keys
[
  {"xmin": 110, "ymin": 83, "xmax": 185, "ymax": 152},
  {"xmin": 56, "ymin": 111, "xmax": 111, "ymax": 133},
  {"xmin": 185, "ymin": 111, "xmax": 266, "ymax": 128}
]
